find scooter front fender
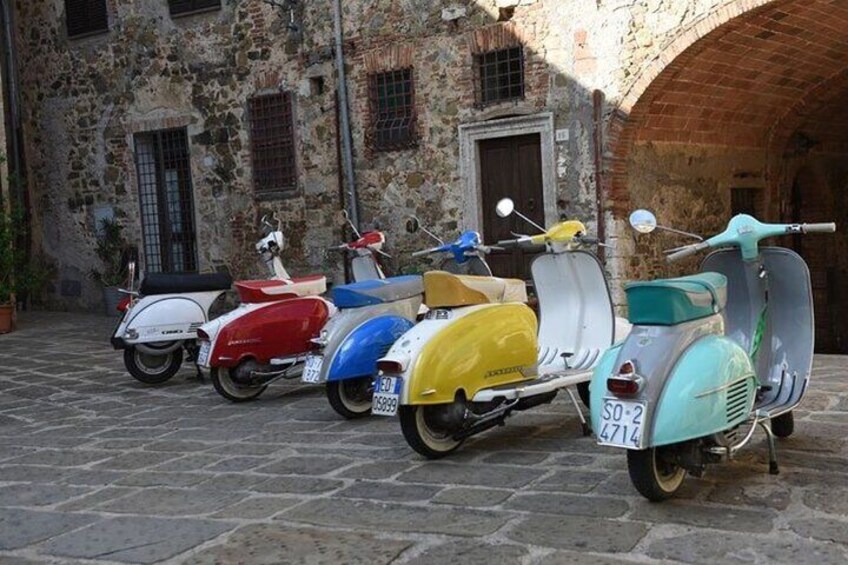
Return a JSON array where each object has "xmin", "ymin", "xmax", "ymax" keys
[
  {"xmin": 651, "ymin": 335, "xmax": 757, "ymax": 447},
  {"xmin": 404, "ymin": 303, "xmax": 537, "ymax": 405},
  {"xmin": 327, "ymin": 315, "xmax": 415, "ymax": 382}
]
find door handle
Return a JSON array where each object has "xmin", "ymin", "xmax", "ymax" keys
[{"xmin": 528, "ymin": 198, "xmax": 535, "ymax": 211}]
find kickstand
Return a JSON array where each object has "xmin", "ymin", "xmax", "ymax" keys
[
  {"xmin": 566, "ymin": 387, "xmax": 591, "ymax": 436},
  {"xmin": 757, "ymin": 419, "xmax": 779, "ymax": 475}
]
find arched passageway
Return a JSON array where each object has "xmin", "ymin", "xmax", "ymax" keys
[{"xmin": 610, "ymin": 0, "xmax": 848, "ymax": 352}]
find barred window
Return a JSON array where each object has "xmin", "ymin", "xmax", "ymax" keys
[
  {"xmin": 248, "ymin": 92, "xmax": 298, "ymax": 196},
  {"xmin": 731, "ymin": 188, "xmax": 761, "ymax": 217},
  {"xmin": 474, "ymin": 46, "xmax": 525, "ymax": 106},
  {"xmin": 369, "ymin": 68, "xmax": 417, "ymax": 152},
  {"xmin": 169, "ymin": 0, "xmax": 222, "ymax": 17},
  {"xmin": 65, "ymin": 0, "xmax": 108, "ymax": 38}
]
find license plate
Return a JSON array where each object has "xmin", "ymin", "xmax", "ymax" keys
[
  {"xmin": 301, "ymin": 355, "xmax": 324, "ymax": 384},
  {"xmin": 197, "ymin": 340, "xmax": 211, "ymax": 367},
  {"xmin": 372, "ymin": 376, "xmax": 402, "ymax": 416},
  {"xmin": 597, "ymin": 398, "xmax": 645, "ymax": 449}
]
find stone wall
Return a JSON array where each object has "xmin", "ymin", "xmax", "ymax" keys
[{"xmin": 14, "ymin": 0, "xmax": 787, "ymax": 311}]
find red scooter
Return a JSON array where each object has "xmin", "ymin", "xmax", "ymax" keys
[{"xmin": 197, "ymin": 224, "xmax": 387, "ymax": 401}]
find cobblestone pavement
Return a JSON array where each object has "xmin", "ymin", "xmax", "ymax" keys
[{"xmin": 0, "ymin": 312, "xmax": 847, "ymax": 564}]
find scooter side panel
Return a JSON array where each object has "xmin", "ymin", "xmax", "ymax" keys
[
  {"xmin": 120, "ymin": 293, "xmax": 221, "ymax": 344},
  {"xmin": 210, "ymin": 297, "xmax": 330, "ymax": 367},
  {"xmin": 652, "ymin": 335, "xmax": 756, "ymax": 447},
  {"xmin": 408, "ymin": 303, "xmax": 538, "ymax": 405},
  {"xmin": 327, "ymin": 316, "xmax": 416, "ymax": 381}
]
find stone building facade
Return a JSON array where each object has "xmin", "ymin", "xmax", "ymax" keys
[{"xmin": 12, "ymin": 0, "xmax": 848, "ymax": 351}]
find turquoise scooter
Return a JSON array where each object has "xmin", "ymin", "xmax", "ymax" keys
[{"xmin": 590, "ymin": 211, "xmax": 835, "ymax": 500}]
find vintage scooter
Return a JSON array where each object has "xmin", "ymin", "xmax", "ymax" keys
[
  {"xmin": 110, "ymin": 213, "xmax": 298, "ymax": 385},
  {"xmin": 374, "ymin": 198, "xmax": 623, "ymax": 458},
  {"xmin": 308, "ymin": 219, "xmax": 495, "ymax": 419},
  {"xmin": 197, "ymin": 218, "xmax": 387, "ymax": 402},
  {"xmin": 590, "ymin": 210, "xmax": 835, "ymax": 501}
]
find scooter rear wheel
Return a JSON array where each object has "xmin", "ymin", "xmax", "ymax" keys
[
  {"xmin": 627, "ymin": 447, "xmax": 686, "ymax": 501},
  {"xmin": 326, "ymin": 377, "xmax": 372, "ymax": 419},
  {"xmin": 124, "ymin": 346, "xmax": 183, "ymax": 385},
  {"xmin": 210, "ymin": 364, "xmax": 267, "ymax": 402},
  {"xmin": 399, "ymin": 405, "xmax": 464, "ymax": 459}
]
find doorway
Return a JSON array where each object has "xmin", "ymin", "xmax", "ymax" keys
[{"xmin": 479, "ymin": 133, "xmax": 544, "ymax": 280}]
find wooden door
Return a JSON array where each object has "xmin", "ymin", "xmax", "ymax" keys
[{"xmin": 479, "ymin": 133, "xmax": 545, "ymax": 280}]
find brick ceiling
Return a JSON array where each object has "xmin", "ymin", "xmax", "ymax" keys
[{"xmin": 632, "ymin": 0, "xmax": 848, "ymax": 148}]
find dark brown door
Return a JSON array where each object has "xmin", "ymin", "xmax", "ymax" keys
[{"xmin": 479, "ymin": 133, "xmax": 545, "ymax": 280}]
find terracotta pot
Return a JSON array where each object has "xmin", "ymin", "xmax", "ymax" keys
[{"xmin": 0, "ymin": 303, "xmax": 13, "ymax": 334}]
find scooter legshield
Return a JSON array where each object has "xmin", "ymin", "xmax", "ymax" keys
[
  {"xmin": 651, "ymin": 335, "xmax": 757, "ymax": 447},
  {"xmin": 327, "ymin": 316, "xmax": 415, "ymax": 382},
  {"xmin": 406, "ymin": 303, "xmax": 537, "ymax": 405}
]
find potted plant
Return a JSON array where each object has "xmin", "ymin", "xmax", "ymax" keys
[
  {"xmin": 90, "ymin": 218, "xmax": 131, "ymax": 316},
  {"xmin": 0, "ymin": 206, "xmax": 26, "ymax": 333}
]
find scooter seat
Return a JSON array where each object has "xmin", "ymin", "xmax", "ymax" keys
[
  {"xmin": 332, "ymin": 275, "xmax": 423, "ymax": 309},
  {"xmin": 423, "ymin": 271, "xmax": 527, "ymax": 308},
  {"xmin": 140, "ymin": 272, "xmax": 233, "ymax": 296},
  {"xmin": 625, "ymin": 272, "xmax": 727, "ymax": 326},
  {"xmin": 235, "ymin": 275, "xmax": 327, "ymax": 304}
]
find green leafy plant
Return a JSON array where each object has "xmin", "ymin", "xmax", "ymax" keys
[
  {"xmin": 0, "ymin": 205, "xmax": 29, "ymax": 305},
  {"xmin": 90, "ymin": 218, "xmax": 130, "ymax": 288}
]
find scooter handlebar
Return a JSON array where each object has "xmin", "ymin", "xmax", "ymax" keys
[
  {"xmin": 412, "ymin": 246, "xmax": 442, "ymax": 258},
  {"xmin": 666, "ymin": 241, "xmax": 710, "ymax": 263},
  {"xmin": 802, "ymin": 222, "xmax": 836, "ymax": 234}
]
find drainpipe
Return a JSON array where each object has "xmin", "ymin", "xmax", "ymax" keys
[
  {"xmin": 332, "ymin": 0, "xmax": 359, "ymax": 230},
  {"xmin": 592, "ymin": 89, "xmax": 606, "ymax": 265},
  {"xmin": 0, "ymin": 0, "xmax": 22, "ymax": 201}
]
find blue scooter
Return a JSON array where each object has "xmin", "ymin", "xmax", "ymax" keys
[
  {"xmin": 306, "ymin": 219, "xmax": 493, "ymax": 418},
  {"xmin": 590, "ymin": 210, "xmax": 835, "ymax": 500}
]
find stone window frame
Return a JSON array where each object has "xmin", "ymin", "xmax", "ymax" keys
[
  {"xmin": 367, "ymin": 67, "xmax": 418, "ymax": 153},
  {"xmin": 247, "ymin": 90, "xmax": 300, "ymax": 201},
  {"xmin": 168, "ymin": 0, "xmax": 222, "ymax": 19},
  {"xmin": 65, "ymin": 0, "xmax": 109, "ymax": 39}
]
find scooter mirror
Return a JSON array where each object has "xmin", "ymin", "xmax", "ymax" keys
[
  {"xmin": 630, "ymin": 209, "xmax": 658, "ymax": 234},
  {"xmin": 496, "ymin": 198, "xmax": 515, "ymax": 218},
  {"xmin": 405, "ymin": 216, "xmax": 420, "ymax": 234}
]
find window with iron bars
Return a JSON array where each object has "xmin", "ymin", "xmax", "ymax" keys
[
  {"xmin": 65, "ymin": 0, "xmax": 108, "ymax": 38},
  {"xmin": 474, "ymin": 46, "xmax": 525, "ymax": 107},
  {"xmin": 248, "ymin": 92, "xmax": 298, "ymax": 197},
  {"xmin": 169, "ymin": 0, "xmax": 222, "ymax": 17},
  {"xmin": 134, "ymin": 128, "xmax": 198, "ymax": 274},
  {"xmin": 731, "ymin": 187, "xmax": 761, "ymax": 217},
  {"xmin": 368, "ymin": 68, "xmax": 417, "ymax": 152}
]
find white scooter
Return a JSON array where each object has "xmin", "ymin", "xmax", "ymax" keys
[{"xmin": 111, "ymin": 215, "xmax": 290, "ymax": 384}]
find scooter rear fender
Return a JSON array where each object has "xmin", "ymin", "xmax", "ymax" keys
[
  {"xmin": 651, "ymin": 335, "xmax": 757, "ymax": 447},
  {"xmin": 327, "ymin": 315, "xmax": 416, "ymax": 382},
  {"xmin": 395, "ymin": 303, "xmax": 538, "ymax": 405}
]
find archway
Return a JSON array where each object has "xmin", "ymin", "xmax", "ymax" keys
[{"xmin": 609, "ymin": 0, "xmax": 848, "ymax": 352}]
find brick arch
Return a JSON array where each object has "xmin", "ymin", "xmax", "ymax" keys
[{"xmin": 606, "ymin": 0, "xmax": 848, "ymax": 215}]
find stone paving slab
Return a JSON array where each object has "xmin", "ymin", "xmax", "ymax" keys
[{"xmin": 0, "ymin": 312, "xmax": 847, "ymax": 564}]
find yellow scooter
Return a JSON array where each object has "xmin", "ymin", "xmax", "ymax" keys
[{"xmin": 373, "ymin": 199, "xmax": 626, "ymax": 457}]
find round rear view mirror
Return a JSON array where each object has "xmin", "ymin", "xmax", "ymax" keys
[
  {"xmin": 405, "ymin": 216, "xmax": 420, "ymax": 234},
  {"xmin": 496, "ymin": 198, "xmax": 515, "ymax": 218},
  {"xmin": 629, "ymin": 209, "xmax": 658, "ymax": 234}
]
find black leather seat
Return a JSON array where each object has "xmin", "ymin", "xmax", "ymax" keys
[{"xmin": 140, "ymin": 272, "xmax": 233, "ymax": 295}]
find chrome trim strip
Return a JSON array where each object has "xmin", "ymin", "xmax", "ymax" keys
[{"xmin": 694, "ymin": 373, "xmax": 755, "ymax": 399}]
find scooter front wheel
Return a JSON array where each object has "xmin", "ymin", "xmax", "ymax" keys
[
  {"xmin": 627, "ymin": 447, "xmax": 686, "ymax": 501},
  {"xmin": 210, "ymin": 364, "xmax": 267, "ymax": 402},
  {"xmin": 326, "ymin": 377, "xmax": 372, "ymax": 419},
  {"xmin": 124, "ymin": 346, "xmax": 183, "ymax": 385},
  {"xmin": 399, "ymin": 405, "xmax": 464, "ymax": 459},
  {"xmin": 771, "ymin": 411, "xmax": 794, "ymax": 438}
]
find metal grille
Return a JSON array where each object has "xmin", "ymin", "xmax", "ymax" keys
[
  {"xmin": 134, "ymin": 128, "xmax": 198, "ymax": 274},
  {"xmin": 65, "ymin": 0, "xmax": 108, "ymax": 38},
  {"xmin": 474, "ymin": 46, "xmax": 525, "ymax": 107},
  {"xmin": 248, "ymin": 92, "xmax": 298, "ymax": 196},
  {"xmin": 169, "ymin": 0, "xmax": 221, "ymax": 16},
  {"xmin": 731, "ymin": 188, "xmax": 759, "ymax": 216},
  {"xmin": 726, "ymin": 380, "xmax": 749, "ymax": 424},
  {"xmin": 368, "ymin": 68, "xmax": 417, "ymax": 151}
]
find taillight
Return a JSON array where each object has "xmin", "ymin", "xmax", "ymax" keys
[
  {"xmin": 196, "ymin": 328, "xmax": 209, "ymax": 340},
  {"xmin": 607, "ymin": 360, "xmax": 641, "ymax": 396},
  {"xmin": 117, "ymin": 296, "xmax": 131, "ymax": 312},
  {"xmin": 377, "ymin": 360, "xmax": 403, "ymax": 374}
]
